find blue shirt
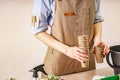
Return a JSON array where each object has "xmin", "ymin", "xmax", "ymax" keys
[{"xmin": 31, "ymin": 0, "xmax": 104, "ymax": 34}]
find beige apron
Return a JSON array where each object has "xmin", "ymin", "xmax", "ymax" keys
[{"xmin": 42, "ymin": 0, "xmax": 96, "ymax": 77}]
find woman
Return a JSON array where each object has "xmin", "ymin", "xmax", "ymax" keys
[{"xmin": 31, "ymin": 0, "xmax": 109, "ymax": 77}]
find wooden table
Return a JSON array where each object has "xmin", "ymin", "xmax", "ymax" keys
[{"xmin": 60, "ymin": 67, "xmax": 114, "ymax": 80}]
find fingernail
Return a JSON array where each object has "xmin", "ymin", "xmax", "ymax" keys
[
  {"xmin": 84, "ymin": 58, "xmax": 88, "ymax": 61},
  {"xmin": 86, "ymin": 55, "xmax": 89, "ymax": 57}
]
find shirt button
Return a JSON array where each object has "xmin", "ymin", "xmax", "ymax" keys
[{"xmin": 75, "ymin": 19, "xmax": 79, "ymax": 23}]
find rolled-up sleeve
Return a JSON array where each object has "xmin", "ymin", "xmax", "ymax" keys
[
  {"xmin": 94, "ymin": 0, "xmax": 104, "ymax": 24},
  {"xmin": 31, "ymin": 0, "xmax": 52, "ymax": 34}
]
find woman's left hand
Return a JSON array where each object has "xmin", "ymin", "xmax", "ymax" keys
[{"xmin": 94, "ymin": 41, "xmax": 110, "ymax": 56}]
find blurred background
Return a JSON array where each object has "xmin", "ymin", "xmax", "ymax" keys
[{"xmin": 0, "ymin": 0, "xmax": 120, "ymax": 80}]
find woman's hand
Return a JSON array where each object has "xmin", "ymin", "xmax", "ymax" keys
[
  {"xmin": 64, "ymin": 46, "xmax": 88, "ymax": 63},
  {"xmin": 35, "ymin": 32, "xmax": 88, "ymax": 63},
  {"xmin": 94, "ymin": 41, "xmax": 109, "ymax": 56}
]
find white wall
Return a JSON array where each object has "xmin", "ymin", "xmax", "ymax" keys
[
  {"xmin": 0, "ymin": 0, "xmax": 120, "ymax": 80},
  {"xmin": 101, "ymin": 0, "xmax": 120, "ymax": 46},
  {"xmin": 0, "ymin": 0, "xmax": 47, "ymax": 80}
]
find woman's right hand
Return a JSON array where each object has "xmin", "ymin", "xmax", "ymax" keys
[
  {"xmin": 34, "ymin": 32, "xmax": 88, "ymax": 63},
  {"xmin": 64, "ymin": 46, "xmax": 88, "ymax": 63}
]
